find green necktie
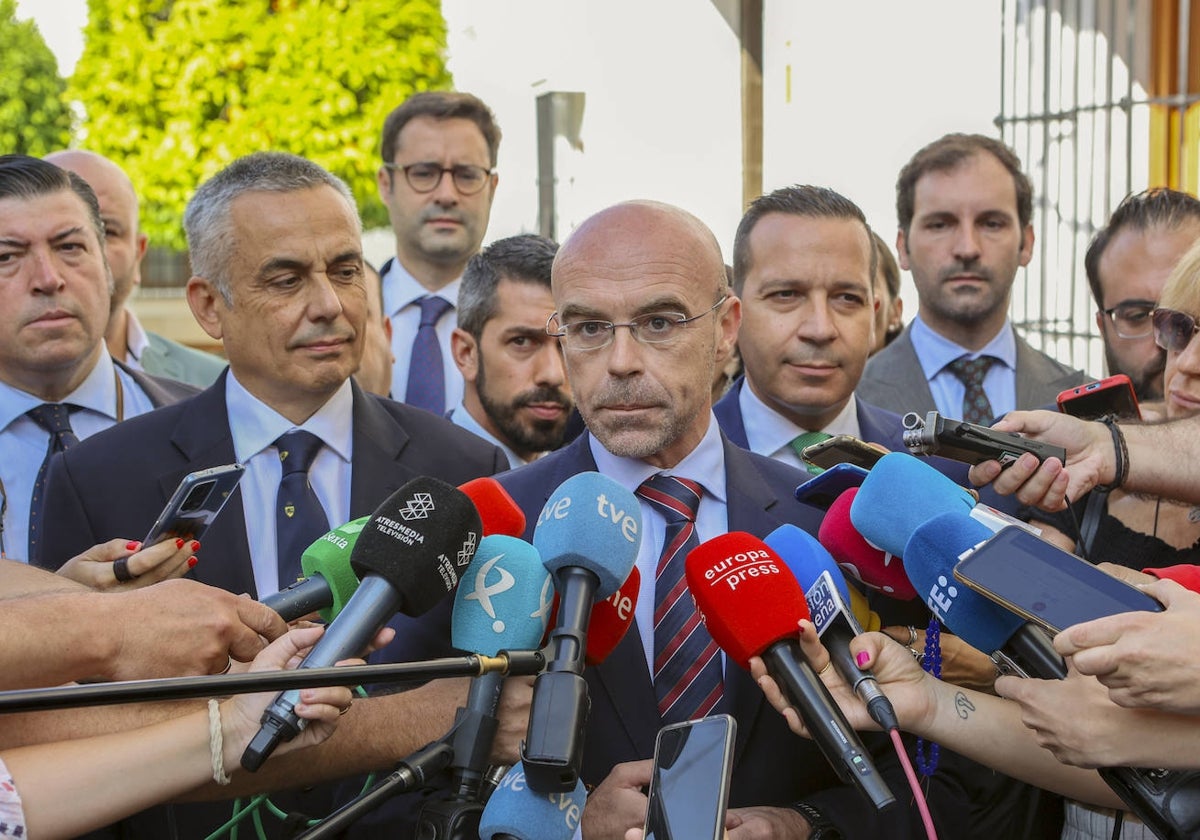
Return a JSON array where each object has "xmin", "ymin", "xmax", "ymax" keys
[{"xmin": 788, "ymin": 431, "xmax": 831, "ymax": 476}]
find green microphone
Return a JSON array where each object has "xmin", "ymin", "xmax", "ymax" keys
[{"xmin": 263, "ymin": 516, "xmax": 367, "ymax": 622}]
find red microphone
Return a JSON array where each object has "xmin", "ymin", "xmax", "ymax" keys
[
  {"xmin": 819, "ymin": 489, "xmax": 917, "ymax": 601},
  {"xmin": 684, "ymin": 533, "xmax": 894, "ymax": 810},
  {"xmin": 545, "ymin": 566, "xmax": 640, "ymax": 665},
  {"xmin": 459, "ymin": 477, "xmax": 527, "ymax": 537}
]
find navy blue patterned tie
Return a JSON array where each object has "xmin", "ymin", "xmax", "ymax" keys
[
  {"xmin": 26, "ymin": 403, "xmax": 80, "ymax": 563},
  {"xmin": 948, "ymin": 355, "xmax": 996, "ymax": 425},
  {"xmin": 636, "ymin": 474, "xmax": 724, "ymax": 724},
  {"xmin": 404, "ymin": 295, "xmax": 453, "ymax": 414},
  {"xmin": 274, "ymin": 431, "xmax": 329, "ymax": 589}
]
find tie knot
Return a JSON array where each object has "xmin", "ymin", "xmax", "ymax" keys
[
  {"xmin": 636, "ymin": 474, "xmax": 702, "ymax": 525},
  {"xmin": 416, "ymin": 295, "xmax": 453, "ymax": 327},
  {"xmin": 275, "ymin": 430, "xmax": 324, "ymax": 476},
  {"xmin": 26, "ymin": 403, "xmax": 78, "ymax": 436},
  {"xmin": 947, "ymin": 355, "xmax": 995, "ymax": 387}
]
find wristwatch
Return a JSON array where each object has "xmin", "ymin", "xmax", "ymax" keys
[{"xmin": 792, "ymin": 802, "xmax": 842, "ymax": 840}]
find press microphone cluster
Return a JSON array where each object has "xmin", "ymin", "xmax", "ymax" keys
[
  {"xmin": 478, "ymin": 762, "xmax": 586, "ymax": 840},
  {"xmin": 242, "ymin": 476, "xmax": 483, "ymax": 771}
]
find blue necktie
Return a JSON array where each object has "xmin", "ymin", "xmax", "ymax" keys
[
  {"xmin": 405, "ymin": 295, "xmax": 453, "ymax": 414},
  {"xmin": 26, "ymin": 403, "xmax": 80, "ymax": 563},
  {"xmin": 948, "ymin": 355, "xmax": 997, "ymax": 425},
  {"xmin": 274, "ymin": 431, "xmax": 329, "ymax": 589},
  {"xmin": 636, "ymin": 474, "xmax": 725, "ymax": 725}
]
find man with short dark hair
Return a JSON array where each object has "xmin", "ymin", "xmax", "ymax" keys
[
  {"xmin": 377, "ymin": 91, "xmax": 501, "ymax": 414},
  {"xmin": 450, "ymin": 233, "xmax": 572, "ymax": 466},
  {"xmin": 1084, "ymin": 187, "xmax": 1200, "ymax": 402},
  {"xmin": 858, "ymin": 133, "xmax": 1088, "ymax": 422}
]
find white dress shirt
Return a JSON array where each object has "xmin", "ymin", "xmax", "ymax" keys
[{"xmin": 738, "ymin": 382, "xmax": 863, "ymax": 469}]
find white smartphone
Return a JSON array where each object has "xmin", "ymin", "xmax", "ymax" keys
[{"xmin": 643, "ymin": 714, "xmax": 736, "ymax": 840}]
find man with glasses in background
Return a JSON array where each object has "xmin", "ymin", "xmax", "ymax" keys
[
  {"xmin": 1085, "ymin": 188, "xmax": 1200, "ymax": 404},
  {"xmin": 376, "ymin": 91, "xmax": 500, "ymax": 415}
]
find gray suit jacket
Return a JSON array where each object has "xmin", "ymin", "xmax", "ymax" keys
[
  {"xmin": 856, "ymin": 323, "xmax": 1089, "ymax": 418},
  {"xmin": 140, "ymin": 331, "xmax": 226, "ymax": 389}
]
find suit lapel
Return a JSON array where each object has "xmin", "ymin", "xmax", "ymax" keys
[
  {"xmin": 885, "ymin": 328, "xmax": 938, "ymax": 410},
  {"xmin": 348, "ymin": 383, "xmax": 412, "ymax": 517}
]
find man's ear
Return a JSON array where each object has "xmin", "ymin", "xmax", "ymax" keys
[
  {"xmin": 450, "ymin": 327, "xmax": 480, "ymax": 383},
  {"xmin": 186, "ymin": 277, "xmax": 225, "ymax": 341},
  {"xmin": 896, "ymin": 229, "xmax": 910, "ymax": 271}
]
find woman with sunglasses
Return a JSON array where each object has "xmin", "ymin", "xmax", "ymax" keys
[{"xmin": 1027, "ymin": 239, "xmax": 1200, "ymax": 839}]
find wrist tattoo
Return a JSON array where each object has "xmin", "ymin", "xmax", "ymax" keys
[{"xmin": 954, "ymin": 691, "xmax": 976, "ymax": 720}]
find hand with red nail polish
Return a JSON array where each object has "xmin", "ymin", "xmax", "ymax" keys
[{"xmin": 54, "ymin": 536, "xmax": 197, "ymax": 592}]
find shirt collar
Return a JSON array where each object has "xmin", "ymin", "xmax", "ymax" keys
[
  {"xmin": 910, "ymin": 314, "xmax": 1017, "ymax": 378},
  {"xmin": 125, "ymin": 308, "xmax": 151, "ymax": 364},
  {"xmin": 225, "ymin": 372, "xmax": 354, "ymax": 464},
  {"xmin": 380, "ymin": 259, "xmax": 461, "ymax": 320},
  {"xmin": 589, "ymin": 413, "xmax": 728, "ymax": 505},
  {"xmin": 739, "ymin": 381, "xmax": 861, "ymax": 457},
  {"xmin": 450, "ymin": 402, "xmax": 530, "ymax": 467},
  {"xmin": 0, "ymin": 350, "xmax": 119, "ymax": 433}
]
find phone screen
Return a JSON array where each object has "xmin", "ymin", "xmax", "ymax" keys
[
  {"xmin": 644, "ymin": 715, "xmax": 735, "ymax": 840},
  {"xmin": 954, "ymin": 526, "xmax": 1162, "ymax": 633}
]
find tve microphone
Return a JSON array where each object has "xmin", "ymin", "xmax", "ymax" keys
[
  {"xmin": 522, "ymin": 472, "xmax": 641, "ymax": 793},
  {"xmin": 765, "ymin": 525, "xmax": 898, "ymax": 731},
  {"xmin": 544, "ymin": 566, "xmax": 641, "ymax": 666},
  {"xmin": 478, "ymin": 762, "xmax": 586, "ymax": 840},
  {"xmin": 242, "ymin": 477, "xmax": 483, "ymax": 771},
  {"xmin": 263, "ymin": 517, "xmax": 368, "ymax": 622},
  {"xmin": 461, "ymin": 476, "xmax": 528, "ymax": 538},
  {"xmin": 850, "ymin": 452, "xmax": 975, "ymax": 558},
  {"xmin": 686, "ymin": 532, "xmax": 895, "ymax": 810},
  {"xmin": 820, "ymin": 489, "xmax": 917, "ymax": 601},
  {"xmin": 446, "ymin": 535, "xmax": 552, "ymax": 805}
]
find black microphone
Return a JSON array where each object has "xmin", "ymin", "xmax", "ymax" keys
[
  {"xmin": 242, "ymin": 477, "xmax": 483, "ymax": 771},
  {"xmin": 521, "ymin": 472, "xmax": 641, "ymax": 793}
]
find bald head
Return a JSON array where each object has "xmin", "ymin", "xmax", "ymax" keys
[{"xmin": 45, "ymin": 150, "xmax": 146, "ymax": 314}]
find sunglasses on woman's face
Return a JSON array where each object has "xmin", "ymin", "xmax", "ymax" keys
[{"xmin": 1152, "ymin": 308, "xmax": 1200, "ymax": 354}]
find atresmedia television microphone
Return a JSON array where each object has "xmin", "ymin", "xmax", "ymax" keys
[
  {"xmin": 521, "ymin": 471, "xmax": 641, "ymax": 793},
  {"xmin": 263, "ymin": 476, "xmax": 524, "ymax": 622},
  {"xmin": 478, "ymin": 762, "xmax": 585, "ymax": 840},
  {"xmin": 242, "ymin": 476, "xmax": 483, "ymax": 771},
  {"xmin": 685, "ymin": 532, "xmax": 895, "ymax": 810}
]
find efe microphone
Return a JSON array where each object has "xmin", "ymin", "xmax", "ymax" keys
[
  {"xmin": 478, "ymin": 762, "xmax": 586, "ymax": 840},
  {"xmin": 685, "ymin": 532, "xmax": 895, "ymax": 810},
  {"xmin": 242, "ymin": 477, "xmax": 482, "ymax": 771}
]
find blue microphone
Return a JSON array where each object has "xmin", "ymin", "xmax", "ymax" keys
[
  {"xmin": 523, "ymin": 472, "xmax": 642, "ymax": 793},
  {"xmin": 478, "ymin": 762, "xmax": 586, "ymax": 840},
  {"xmin": 850, "ymin": 452, "xmax": 975, "ymax": 557}
]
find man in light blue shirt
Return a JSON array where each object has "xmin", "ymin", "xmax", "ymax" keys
[{"xmin": 448, "ymin": 234, "xmax": 573, "ymax": 468}]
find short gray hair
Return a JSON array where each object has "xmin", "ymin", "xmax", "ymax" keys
[{"xmin": 184, "ymin": 152, "xmax": 360, "ymax": 303}]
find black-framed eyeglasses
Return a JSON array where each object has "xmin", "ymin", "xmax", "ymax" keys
[
  {"xmin": 1101, "ymin": 300, "xmax": 1156, "ymax": 339},
  {"xmin": 1152, "ymin": 307, "xmax": 1200, "ymax": 353},
  {"xmin": 382, "ymin": 162, "xmax": 495, "ymax": 195},
  {"xmin": 546, "ymin": 296, "xmax": 729, "ymax": 351}
]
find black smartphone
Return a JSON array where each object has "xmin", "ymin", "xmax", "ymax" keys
[
  {"xmin": 143, "ymin": 464, "xmax": 245, "ymax": 546},
  {"xmin": 643, "ymin": 714, "xmax": 736, "ymax": 840},
  {"xmin": 801, "ymin": 435, "xmax": 887, "ymax": 471},
  {"xmin": 1057, "ymin": 374, "xmax": 1141, "ymax": 420},
  {"xmin": 793, "ymin": 462, "xmax": 870, "ymax": 510},
  {"xmin": 902, "ymin": 410, "xmax": 1066, "ymax": 468},
  {"xmin": 953, "ymin": 526, "xmax": 1162, "ymax": 634}
]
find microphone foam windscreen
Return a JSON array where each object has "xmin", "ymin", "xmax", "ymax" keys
[
  {"xmin": 350, "ymin": 476, "xmax": 482, "ymax": 617},
  {"xmin": 821, "ymin": 489, "xmax": 918, "ymax": 600},
  {"xmin": 532, "ymin": 471, "xmax": 641, "ymax": 598},
  {"xmin": 903, "ymin": 511, "xmax": 1022, "ymax": 653},
  {"xmin": 585, "ymin": 566, "xmax": 639, "ymax": 665},
  {"xmin": 765, "ymin": 523, "xmax": 850, "ymax": 603},
  {"xmin": 459, "ymin": 476, "xmax": 527, "ymax": 537},
  {"xmin": 452, "ymin": 535, "xmax": 552, "ymax": 655},
  {"xmin": 300, "ymin": 516, "xmax": 368, "ymax": 622},
  {"xmin": 479, "ymin": 761, "xmax": 586, "ymax": 840},
  {"xmin": 850, "ymin": 452, "xmax": 976, "ymax": 557},
  {"xmin": 685, "ymin": 532, "xmax": 807, "ymax": 669}
]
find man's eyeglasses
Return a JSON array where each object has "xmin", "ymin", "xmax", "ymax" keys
[
  {"xmin": 382, "ymin": 162, "xmax": 495, "ymax": 195},
  {"xmin": 1152, "ymin": 307, "xmax": 1200, "ymax": 353},
  {"xmin": 1101, "ymin": 300, "xmax": 1156, "ymax": 339},
  {"xmin": 546, "ymin": 296, "xmax": 729, "ymax": 352}
]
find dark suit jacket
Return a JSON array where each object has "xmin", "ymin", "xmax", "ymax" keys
[
  {"xmin": 36, "ymin": 373, "xmax": 507, "ymax": 840},
  {"xmin": 857, "ymin": 323, "xmax": 1090, "ymax": 419}
]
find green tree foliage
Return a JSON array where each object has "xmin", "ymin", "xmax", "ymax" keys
[
  {"xmin": 71, "ymin": 0, "xmax": 451, "ymax": 249},
  {"xmin": 0, "ymin": 0, "xmax": 73, "ymax": 155}
]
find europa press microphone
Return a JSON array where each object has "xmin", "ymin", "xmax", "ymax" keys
[
  {"xmin": 522, "ymin": 472, "xmax": 642, "ymax": 793},
  {"xmin": 685, "ymin": 532, "xmax": 895, "ymax": 810},
  {"xmin": 263, "ymin": 477, "xmax": 524, "ymax": 622},
  {"xmin": 242, "ymin": 476, "xmax": 483, "ymax": 771},
  {"xmin": 904, "ymin": 512, "xmax": 1200, "ymax": 840},
  {"xmin": 478, "ymin": 762, "xmax": 586, "ymax": 840}
]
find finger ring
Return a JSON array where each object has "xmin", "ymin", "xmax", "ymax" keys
[
  {"xmin": 816, "ymin": 661, "xmax": 833, "ymax": 676},
  {"xmin": 908, "ymin": 646, "xmax": 924, "ymax": 664},
  {"xmin": 216, "ymin": 657, "xmax": 233, "ymax": 675},
  {"xmin": 112, "ymin": 556, "xmax": 136, "ymax": 583},
  {"xmin": 906, "ymin": 625, "xmax": 918, "ymax": 646},
  {"xmin": 338, "ymin": 699, "xmax": 352, "ymax": 716}
]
